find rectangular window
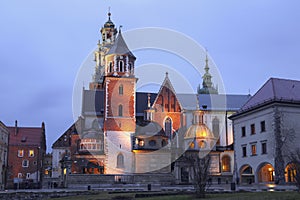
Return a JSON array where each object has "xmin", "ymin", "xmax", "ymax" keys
[
  {"xmin": 18, "ymin": 150, "xmax": 24, "ymax": 157},
  {"xmin": 251, "ymin": 124, "xmax": 256, "ymax": 135},
  {"xmin": 242, "ymin": 146, "xmax": 247, "ymax": 157},
  {"xmin": 26, "ymin": 173, "xmax": 30, "ymax": 179},
  {"xmin": 22, "ymin": 160, "xmax": 29, "ymax": 167},
  {"xmin": 29, "ymin": 150, "xmax": 34, "ymax": 157},
  {"xmin": 251, "ymin": 144, "xmax": 257, "ymax": 156},
  {"xmin": 18, "ymin": 173, "xmax": 22, "ymax": 178},
  {"xmin": 241, "ymin": 126, "xmax": 246, "ymax": 137},
  {"xmin": 260, "ymin": 121, "xmax": 266, "ymax": 132},
  {"xmin": 262, "ymin": 142, "xmax": 267, "ymax": 154}
]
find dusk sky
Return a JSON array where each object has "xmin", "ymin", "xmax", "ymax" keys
[{"xmin": 1, "ymin": 0, "xmax": 300, "ymax": 152}]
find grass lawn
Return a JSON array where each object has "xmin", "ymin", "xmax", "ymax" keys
[{"xmin": 53, "ymin": 191, "xmax": 300, "ymax": 200}]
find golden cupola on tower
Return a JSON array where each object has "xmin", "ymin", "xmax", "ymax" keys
[{"xmin": 184, "ymin": 108, "xmax": 217, "ymax": 152}]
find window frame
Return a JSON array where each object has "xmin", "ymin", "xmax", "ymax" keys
[
  {"xmin": 261, "ymin": 142, "xmax": 267, "ymax": 154},
  {"xmin": 260, "ymin": 121, "xmax": 266, "ymax": 132},
  {"xmin": 29, "ymin": 150, "xmax": 34, "ymax": 157},
  {"xmin": 118, "ymin": 104, "xmax": 123, "ymax": 117},
  {"xmin": 22, "ymin": 159, "xmax": 29, "ymax": 168},
  {"xmin": 18, "ymin": 150, "xmax": 24, "ymax": 157},
  {"xmin": 119, "ymin": 84, "xmax": 123, "ymax": 95},
  {"xmin": 250, "ymin": 124, "xmax": 256, "ymax": 135},
  {"xmin": 251, "ymin": 143, "xmax": 257, "ymax": 156},
  {"xmin": 242, "ymin": 145, "xmax": 247, "ymax": 157}
]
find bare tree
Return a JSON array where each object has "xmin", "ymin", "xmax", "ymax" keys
[
  {"xmin": 187, "ymin": 152, "xmax": 211, "ymax": 198},
  {"xmin": 273, "ymin": 107, "xmax": 295, "ymax": 184},
  {"xmin": 288, "ymin": 149, "xmax": 300, "ymax": 191}
]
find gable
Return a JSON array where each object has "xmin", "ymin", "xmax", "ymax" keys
[{"xmin": 152, "ymin": 75, "xmax": 182, "ymax": 112}]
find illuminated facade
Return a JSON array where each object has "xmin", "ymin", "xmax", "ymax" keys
[{"xmin": 52, "ymin": 12, "xmax": 250, "ymax": 184}]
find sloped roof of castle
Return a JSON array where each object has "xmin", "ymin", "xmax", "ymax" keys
[
  {"xmin": 240, "ymin": 78, "xmax": 300, "ymax": 111},
  {"xmin": 107, "ymin": 32, "xmax": 135, "ymax": 58},
  {"xmin": 52, "ymin": 123, "xmax": 77, "ymax": 148},
  {"xmin": 8, "ymin": 125, "xmax": 45, "ymax": 147},
  {"xmin": 176, "ymin": 94, "xmax": 250, "ymax": 111}
]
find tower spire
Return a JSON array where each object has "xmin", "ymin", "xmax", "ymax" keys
[
  {"xmin": 108, "ymin": 7, "xmax": 111, "ymax": 20},
  {"xmin": 197, "ymin": 49, "xmax": 218, "ymax": 94}
]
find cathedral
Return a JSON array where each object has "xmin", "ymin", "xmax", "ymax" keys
[{"xmin": 52, "ymin": 11, "xmax": 250, "ymax": 185}]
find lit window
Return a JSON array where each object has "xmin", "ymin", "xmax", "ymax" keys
[
  {"xmin": 260, "ymin": 121, "xmax": 266, "ymax": 132},
  {"xmin": 251, "ymin": 124, "xmax": 256, "ymax": 135},
  {"xmin": 138, "ymin": 139, "xmax": 145, "ymax": 147},
  {"xmin": 222, "ymin": 155, "xmax": 231, "ymax": 172},
  {"xmin": 198, "ymin": 140, "xmax": 206, "ymax": 149},
  {"xmin": 22, "ymin": 160, "xmax": 29, "ymax": 167},
  {"xmin": 79, "ymin": 139, "xmax": 103, "ymax": 151},
  {"xmin": 29, "ymin": 150, "xmax": 34, "ymax": 157},
  {"xmin": 189, "ymin": 141, "xmax": 195, "ymax": 149},
  {"xmin": 251, "ymin": 144, "xmax": 257, "ymax": 156},
  {"xmin": 18, "ymin": 150, "xmax": 24, "ymax": 157}
]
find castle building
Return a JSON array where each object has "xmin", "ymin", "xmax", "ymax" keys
[
  {"xmin": 230, "ymin": 78, "xmax": 300, "ymax": 185},
  {"xmin": 52, "ymin": 12, "xmax": 250, "ymax": 185},
  {"xmin": 7, "ymin": 121, "xmax": 46, "ymax": 189}
]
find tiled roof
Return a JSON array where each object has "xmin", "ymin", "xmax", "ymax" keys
[
  {"xmin": 241, "ymin": 78, "xmax": 300, "ymax": 111},
  {"xmin": 136, "ymin": 92, "xmax": 157, "ymax": 116},
  {"xmin": 8, "ymin": 126, "xmax": 44, "ymax": 146},
  {"xmin": 52, "ymin": 123, "xmax": 77, "ymax": 148},
  {"xmin": 82, "ymin": 90, "xmax": 104, "ymax": 116},
  {"xmin": 107, "ymin": 32, "xmax": 135, "ymax": 58},
  {"xmin": 177, "ymin": 94, "xmax": 250, "ymax": 111},
  {"xmin": 81, "ymin": 90, "xmax": 249, "ymax": 116}
]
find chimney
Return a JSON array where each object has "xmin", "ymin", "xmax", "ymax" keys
[{"xmin": 15, "ymin": 120, "xmax": 18, "ymax": 135}]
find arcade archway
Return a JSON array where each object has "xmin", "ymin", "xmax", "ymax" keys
[{"xmin": 257, "ymin": 163, "xmax": 274, "ymax": 183}]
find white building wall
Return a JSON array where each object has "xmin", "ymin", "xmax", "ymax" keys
[
  {"xmin": 52, "ymin": 148, "xmax": 68, "ymax": 178},
  {"xmin": 233, "ymin": 104, "xmax": 300, "ymax": 183},
  {"xmin": 105, "ymin": 131, "xmax": 134, "ymax": 174}
]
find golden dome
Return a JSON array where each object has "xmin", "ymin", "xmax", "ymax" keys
[{"xmin": 184, "ymin": 124, "xmax": 215, "ymax": 139}]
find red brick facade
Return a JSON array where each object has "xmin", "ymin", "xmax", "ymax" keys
[{"xmin": 7, "ymin": 122, "xmax": 46, "ymax": 189}]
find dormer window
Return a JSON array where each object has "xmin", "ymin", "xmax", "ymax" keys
[{"xmin": 21, "ymin": 136, "xmax": 27, "ymax": 142}]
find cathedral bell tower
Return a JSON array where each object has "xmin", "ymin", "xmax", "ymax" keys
[
  {"xmin": 103, "ymin": 29, "xmax": 136, "ymax": 132},
  {"xmin": 90, "ymin": 10, "xmax": 118, "ymax": 90},
  {"xmin": 103, "ymin": 28, "xmax": 137, "ymax": 174}
]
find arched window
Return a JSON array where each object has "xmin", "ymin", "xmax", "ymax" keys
[
  {"xmin": 222, "ymin": 155, "xmax": 231, "ymax": 172},
  {"xmin": 119, "ymin": 60, "xmax": 124, "ymax": 72},
  {"xmin": 109, "ymin": 62, "xmax": 113, "ymax": 73},
  {"xmin": 198, "ymin": 140, "xmax": 206, "ymax": 149},
  {"xmin": 213, "ymin": 117, "xmax": 220, "ymax": 145},
  {"xmin": 118, "ymin": 104, "xmax": 123, "ymax": 117},
  {"xmin": 119, "ymin": 84, "xmax": 123, "ymax": 95},
  {"xmin": 164, "ymin": 117, "xmax": 172, "ymax": 139},
  {"xmin": 117, "ymin": 153, "xmax": 124, "ymax": 168}
]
